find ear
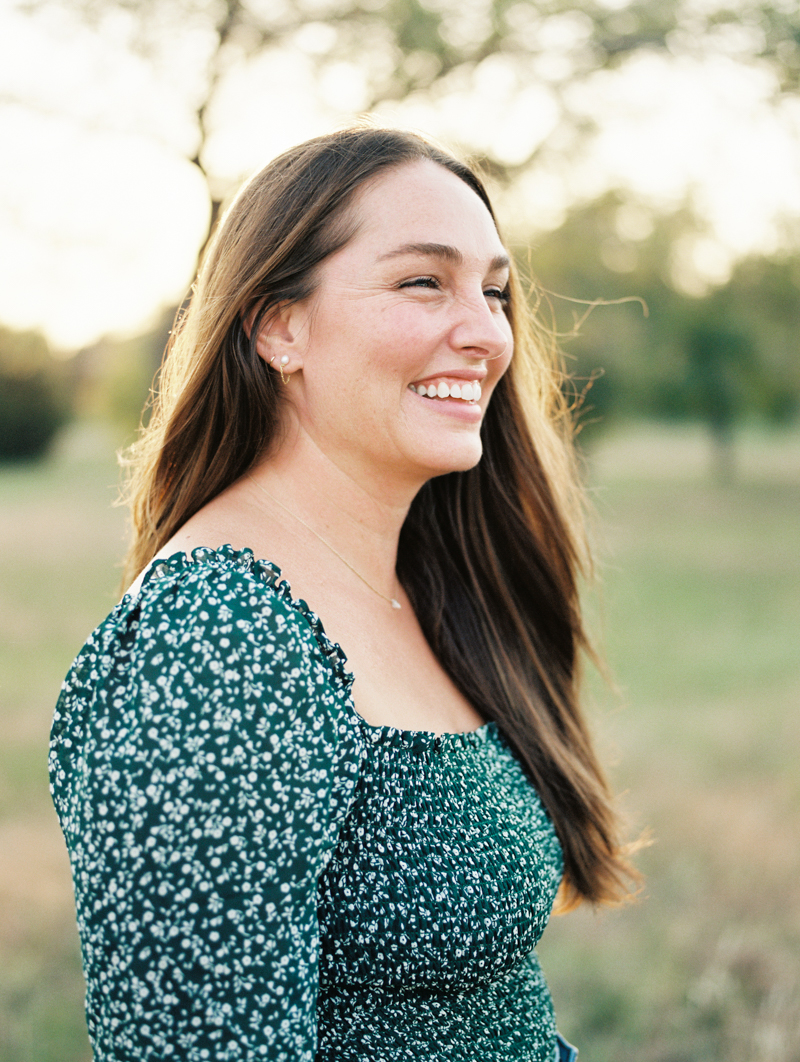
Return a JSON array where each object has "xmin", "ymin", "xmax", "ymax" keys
[{"xmin": 248, "ymin": 300, "xmax": 308, "ymax": 372}]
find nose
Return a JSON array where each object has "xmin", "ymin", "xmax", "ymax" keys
[{"xmin": 450, "ymin": 290, "xmax": 510, "ymax": 361}]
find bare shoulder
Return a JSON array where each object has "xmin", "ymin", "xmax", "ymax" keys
[{"xmin": 123, "ymin": 491, "xmax": 262, "ymax": 600}]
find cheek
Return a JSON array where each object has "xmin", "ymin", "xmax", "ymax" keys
[
  {"xmin": 382, "ymin": 303, "xmax": 448, "ymax": 347},
  {"xmin": 359, "ymin": 322, "xmax": 434, "ymax": 380},
  {"xmin": 494, "ymin": 335, "xmax": 514, "ymax": 378}
]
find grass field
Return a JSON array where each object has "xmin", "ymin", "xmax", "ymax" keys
[{"xmin": 1, "ymin": 421, "xmax": 798, "ymax": 1062}]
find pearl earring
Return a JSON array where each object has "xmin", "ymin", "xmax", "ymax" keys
[{"xmin": 270, "ymin": 355, "xmax": 291, "ymax": 385}]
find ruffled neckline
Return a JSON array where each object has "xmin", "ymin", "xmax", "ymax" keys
[
  {"xmin": 358, "ymin": 719, "xmax": 498, "ymax": 753},
  {"xmin": 130, "ymin": 544, "xmax": 496, "ymax": 748}
]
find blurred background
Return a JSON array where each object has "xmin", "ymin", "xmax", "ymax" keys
[{"xmin": 1, "ymin": 0, "xmax": 798, "ymax": 1059}]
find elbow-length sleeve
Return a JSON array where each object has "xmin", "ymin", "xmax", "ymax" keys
[{"xmin": 49, "ymin": 549, "xmax": 363, "ymax": 1062}]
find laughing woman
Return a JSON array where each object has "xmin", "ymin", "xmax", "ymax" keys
[{"xmin": 50, "ymin": 127, "xmax": 637, "ymax": 1062}]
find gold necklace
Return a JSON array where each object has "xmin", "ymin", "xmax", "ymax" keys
[{"xmin": 246, "ymin": 473, "xmax": 402, "ymax": 610}]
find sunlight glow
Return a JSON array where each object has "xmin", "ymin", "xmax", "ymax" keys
[{"xmin": 1, "ymin": 5, "xmax": 799, "ymax": 349}]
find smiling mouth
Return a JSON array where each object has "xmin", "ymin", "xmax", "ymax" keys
[{"xmin": 408, "ymin": 381, "xmax": 482, "ymax": 402}]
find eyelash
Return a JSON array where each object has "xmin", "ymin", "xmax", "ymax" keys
[{"xmin": 400, "ymin": 276, "xmax": 510, "ymax": 303}]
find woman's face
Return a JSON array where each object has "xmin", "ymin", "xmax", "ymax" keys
[{"xmin": 272, "ymin": 159, "xmax": 514, "ymax": 491}]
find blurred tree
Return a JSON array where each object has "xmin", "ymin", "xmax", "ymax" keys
[
  {"xmin": 526, "ymin": 191, "xmax": 684, "ymax": 435},
  {"xmin": 684, "ymin": 317, "xmax": 753, "ymax": 483},
  {"xmin": 699, "ymin": 0, "xmax": 800, "ymax": 93},
  {"xmin": 709, "ymin": 254, "xmax": 800, "ymax": 423},
  {"xmin": 74, "ymin": 307, "xmax": 174, "ymax": 443},
  {"xmin": 22, "ymin": 0, "xmax": 800, "ymax": 266},
  {"xmin": 527, "ymin": 191, "xmax": 800, "ymax": 470},
  {"xmin": 0, "ymin": 326, "xmax": 74, "ymax": 460}
]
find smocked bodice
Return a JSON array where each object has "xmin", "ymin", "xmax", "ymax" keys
[{"xmin": 317, "ymin": 721, "xmax": 563, "ymax": 1060}]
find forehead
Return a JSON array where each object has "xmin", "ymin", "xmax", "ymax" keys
[{"xmin": 342, "ymin": 159, "xmax": 507, "ymax": 264}]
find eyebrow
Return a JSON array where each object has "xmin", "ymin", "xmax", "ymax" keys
[{"xmin": 378, "ymin": 242, "xmax": 510, "ymax": 273}]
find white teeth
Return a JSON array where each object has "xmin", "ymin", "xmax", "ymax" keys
[{"xmin": 410, "ymin": 381, "xmax": 482, "ymax": 402}]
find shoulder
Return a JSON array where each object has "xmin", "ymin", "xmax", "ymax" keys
[
  {"xmin": 130, "ymin": 546, "xmax": 324, "ymax": 671},
  {"xmin": 72, "ymin": 544, "xmax": 350, "ymax": 693},
  {"xmin": 52, "ymin": 545, "xmax": 360, "ymax": 773},
  {"xmin": 51, "ymin": 545, "xmax": 363, "ymax": 834}
]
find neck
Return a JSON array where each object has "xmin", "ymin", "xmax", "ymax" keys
[{"xmin": 248, "ymin": 428, "xmax": 419, "ymax": 601}]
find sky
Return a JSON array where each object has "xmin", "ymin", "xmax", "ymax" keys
[{"xmin": 1, "ymin": 1, "xmax": 799, "ymax": 351}]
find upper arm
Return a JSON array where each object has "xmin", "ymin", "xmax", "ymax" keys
[{"xmin": 52, "ymin": 565, "xmax": 357, "ymax": 1061}]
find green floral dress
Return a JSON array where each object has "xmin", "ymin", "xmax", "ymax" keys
[{"xmin": 50, "ymin": 546, "xmax": 566, "ymax": 1061}]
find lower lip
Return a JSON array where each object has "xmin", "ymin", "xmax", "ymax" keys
[{"xmin": 409, "ymin": 389, "xmax": 483, "ymax": 420}]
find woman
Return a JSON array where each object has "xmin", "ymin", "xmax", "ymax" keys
[{"xmin": 50, "ymin": 127, "xmax": 637, "ymax": 1062}]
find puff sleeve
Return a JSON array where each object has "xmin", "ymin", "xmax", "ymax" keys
[{"xmin": 50, "ymin": 552, "xmax": 363, "ymax": 1062}]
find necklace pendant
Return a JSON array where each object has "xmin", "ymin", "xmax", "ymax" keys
[{"xmin": 391, "ymin": 598, "xmax": 402, "ymax": 610}]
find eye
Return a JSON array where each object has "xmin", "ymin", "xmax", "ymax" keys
[
  {"xmin": 399, "ymin": 276, "xmax": 440, "ymax": 291},
  {"xmin": 484, "ymin": 287, "xmax": 510, "ymax": 304}
]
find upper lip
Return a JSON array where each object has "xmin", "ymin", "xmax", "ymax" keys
[{"xmin": 410, "ymin": 369, "xmax": 488, "ymax": 386}]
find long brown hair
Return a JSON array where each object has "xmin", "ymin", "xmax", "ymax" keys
[{"xmin": 122, "ymin": 126, "xmax": 638, "ymax": 907}]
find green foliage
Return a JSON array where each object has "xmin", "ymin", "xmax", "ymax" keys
[
  {"xmin": 704, "ymin": 0, "xmax": 800, "ymax": 94},
  {"xmin": 76, "ymin": 307, "xmax": 173, "ymax": 443},
  {"xmin": 526, "ymin": 193, "xmax": 800, "ymax": 447},
  {"xmin": 0, "ymin": 326, "xmax": 73, "ymax": 461},
  {"xmin": 705, "ymin": 255, "xmax": 800, "ymax": 422}
]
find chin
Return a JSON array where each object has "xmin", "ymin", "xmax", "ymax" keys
[{"xmin": 418, "ymin": 441, "xmax": 484, "ymax": 480}]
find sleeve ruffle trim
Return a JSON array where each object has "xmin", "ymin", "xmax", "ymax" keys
[{"xmin": 129, "ymin": 543, "xmax": 356, "ymax": 696}]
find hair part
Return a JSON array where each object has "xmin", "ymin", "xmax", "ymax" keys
[{"xmin": 121, "ymin": 126, "xmax": 639, "ymax": 907}]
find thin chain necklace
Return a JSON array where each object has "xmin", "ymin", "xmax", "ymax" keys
[{"xmin": 246, "ymin": 473, "xmax": 402, "ymax": 610}]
